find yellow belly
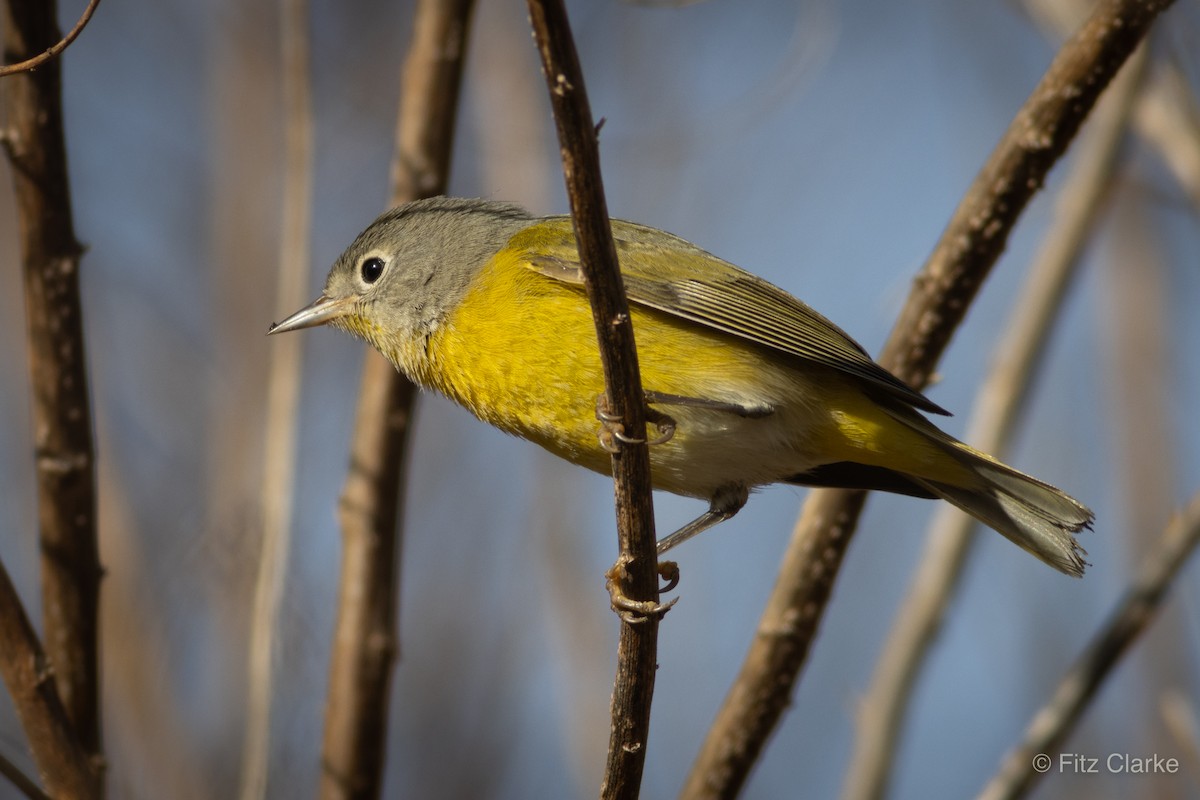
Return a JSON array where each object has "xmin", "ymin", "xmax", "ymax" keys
[
  {"xmin": 387, "ymin": 246, "xmax": 968, "ymax": 499},
  {"xmin": 384, "ymin": 248, "xmax": 800, "ymax": 497}
]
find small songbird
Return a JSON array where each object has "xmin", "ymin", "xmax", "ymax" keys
[{"xmin": 270, "ymin": 196, "xmax": 1092, "ymax": 575}]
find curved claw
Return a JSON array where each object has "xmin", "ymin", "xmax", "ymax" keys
[
  {"xmin": 612, "ymin": 426, "xmax": 646, "ymax": 445},
  {"xmin": 657, "ymin": 560, "xmax": 680, "ymax": 594},
  {"xmin": 596, "ymin": 394, "xmax": 677, "ymax": 450},
  {"xmin": 646, "ymin": 409, "xmax": 676, "ymax": 446},
  {"xmin": 605, "ymin": 557, "xmax": 679, "ymax": 623},
  {"xmin": 595, "ymin": 394, "xmax": 622, "ymax": 423},
  {"xmin": 608, "ymin": 588, "xmax": 678, "ymax": 624},
  {"xmin": 597, "ymin": 427, "xmax": 620, "ymax": 453}
]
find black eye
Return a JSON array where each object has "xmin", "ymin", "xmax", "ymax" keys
[{"xmin": 361, "ymin": 256, "xmax": 385, "ymax": 284}]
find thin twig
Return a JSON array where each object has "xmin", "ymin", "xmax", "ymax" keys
[
  {"xmin": 240, "ymin": 1, "xmax": 314, "ymax": 797},
  {"xmin": 1, "ymin": 0, "xmax": 104, "ymax": 789},
  {"xmin": 977, "ymin": 490, "xmax": 1200, "ymax": 800},
  {"xmin": 681, "ymin": 1, "xmax": 1176, "ymax": 797},
  {"xmin": 0, "ymin": 753, "xmax": 49, "ymax": 800},
  {"xmin": 841, "ymin": 42, "xmax": 1146, "ymax": 800},
  {"xmin": 0, "ymin": 557, "xmax": 97, "ymax": 798},
  {"xmin": 0, "ymin": 749, "xmax": 51, "ymax": 800},
  {"xmin": 526, "ymin": 2, "xmax": 662, "ymax": 798},
  {"xmin": 318, "ymin": 2, "xmax": 476, "ymax": 798},
  {"xmin": 0, "ymin": 0, "xmax": 101, "ymax": 77}
]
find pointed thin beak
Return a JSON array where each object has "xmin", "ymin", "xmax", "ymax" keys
[{"xmin": 268, "ymin": 294, "xmax": 357, "ymax": 335}]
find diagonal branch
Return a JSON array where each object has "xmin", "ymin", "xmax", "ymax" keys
[
  {"xmin": 880, "ymin": 0, "xmax": 1173, "ymax": 387},
  {"xmin": 526, "ymin": 2, "xmax": 662, "ymax": 798},
  {"xmin": 1, "ymin": 0, "xmax": 104, "ymax": 790},
  {"xmin": 0, "ymin": 557, "xmax": 97, "ymax": 798},
  {"xmin": 841, "ymin": 41, "xmax": 1147, "ymax": 800},
  {"xmin": 977, "ymin": 490, "xmax": 1200, "ymax": 800},
  {"xmin": 1026, "ymin": 0, "xmax": 1200, "ymax": 212},
  {"xmin": 318, "ymin": 2, "xmax": 476, "ymax": 798},
  {"xmin": 0, "ymin": 750, "xmax": 51, "ymax": 800},
  {"xmin": 681, "ymin": 1, "xmax": 1177, "ymax": 797}
]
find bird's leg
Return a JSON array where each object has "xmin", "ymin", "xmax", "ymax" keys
[
  {"xmin": 644, "ymin": 390, "xmax": 774, "ymax": 419},
  {"xmin": 593, "ymin": 394, "xmax": 687, "ymax": 617},
  {"xmin": 602, "ymin": 484, "xmax": 750, "ymax": 618},
  {"xmin": 656, "ymin": 484, "xmax": 749, "ymax": 555},
  {"xmin": 595, "ymin": 398, "xmax": 749, "ymax": 613}
]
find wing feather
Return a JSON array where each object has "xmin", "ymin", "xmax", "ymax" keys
[{"xmin": 522, "ymin": 218, "xmax": 948, "ymax": 415}]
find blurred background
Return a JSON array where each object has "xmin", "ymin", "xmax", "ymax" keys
[{"xmin": 1, "ymin": 0, "xmax": 1199, "ymax": 797}]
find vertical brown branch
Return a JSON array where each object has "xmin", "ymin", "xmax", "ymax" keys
[
  {"xmin": 1, "ymin": 0, "xmax": 103, "ymax": 790},
  {"xmin": 525, "ymin": 2, "xmax": 661, "ymax": 798},
  {"xmin": 681, "ymin": 1, "xmax": 1176, "ymax": 797},
  {"xmin": 320, "ymin": 360, "xmax": 414, "ymax": 800},
  {"xmin": 390, "ymin": 0, "xmax": 475, "ymax": 202},
  {"xmin": 318, "ymin": 2, "xmax": 476, "ymax": 798}
]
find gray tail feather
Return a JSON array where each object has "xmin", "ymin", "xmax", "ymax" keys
[
  {"xmin": 877, "ymin": 403, "xmax": 1094, "ymax": 576},
  {"xmin": 913, "ymin": 460, "xmax": 1093, "ymax": 577}
]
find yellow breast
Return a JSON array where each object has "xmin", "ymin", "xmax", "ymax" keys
[
  {"xmin": 420, "ymin": 245, "xmax": 610, "ymax": 470},
  {"xmin": 408, "ymin": 241, "xmax": 801, "ymax": 488}
]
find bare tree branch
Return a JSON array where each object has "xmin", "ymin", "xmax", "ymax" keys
[
  {"xmin": 319, "ymin": 2, "xmax": 476, "ymax": 798},
  {"xmin": 681, "ymin": 1, "xmax": 1177, "ymax": 796},
  {"xmin": 1027, "ymin": 0, "xmax": 1200, "ymax": 211},
  {"xmin": 320, "ymin": 359, "xmax": 415, "ymax": 800},
  {"xmin": 841, "ymin": 42, "xmax": 1147, "ymax": 800},
  {"xmin": 526, "ymin": 2, "xmax": 662, "ymax": 797},
  {"xmin": 240, "ymin": 0, "xmax": 314, "ymax": 797},
  {"xmin": 884, "ymin": 0, "xmax": 1172, "ymax": 387},
  {"xmin": 977, "ymin": 490, "xmax": 1200, "ymax": 800},
  {"xmin": 0, "ymin": 0, "xmax": 100, "ymax": 78},
  {"xmin": 0, "ymin": 558, "xmax": 98, "ymax": 798},
  {"xmin": 1, "ymin": 0, "xmax": 104, "ymax": 790}
]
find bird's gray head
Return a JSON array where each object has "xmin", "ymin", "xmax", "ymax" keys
[
  {"xmin": 326, "ymin": 196, "xmax": 534, "ymax": 339},
  {"xmin": 269, "ymin": 196, "xmax": 533, "ymax": 349}
]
